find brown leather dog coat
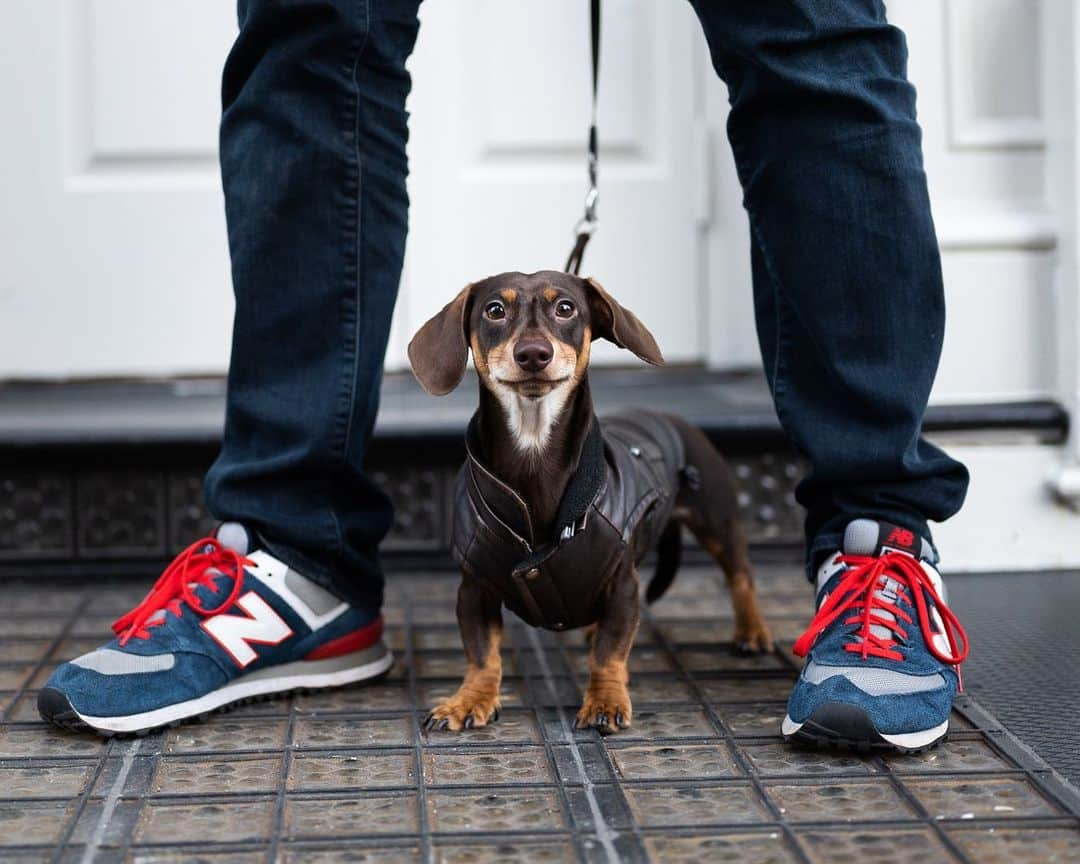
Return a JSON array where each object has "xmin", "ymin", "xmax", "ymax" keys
[{"xmin": 451, "ymin": 409, "xmax": 686, "ymax": 630}]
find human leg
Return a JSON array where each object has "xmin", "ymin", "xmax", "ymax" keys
[
  {"xmin": 688, "ymin": 0, "xmax": 971, "ymax": 750},
  {"xmin": 206, "ymin": 0, "xmax": 423, "ymax": 608},
  {"xmin": 687, "ymin": 0, "xmax": 968, "ymax": 567}
]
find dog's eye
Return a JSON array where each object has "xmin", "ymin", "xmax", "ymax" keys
[
  {"xmin": 484, "ymin": 301, "xmax": 506, "ymax": 320},
  {"xmin": 555, "ymin": 300, "xmax": 576, "ymax": 319}
]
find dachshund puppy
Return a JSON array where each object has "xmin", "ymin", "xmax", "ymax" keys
[{"xmin": 408, "ymin": 271, "xmax": 772, "ymax": 734}]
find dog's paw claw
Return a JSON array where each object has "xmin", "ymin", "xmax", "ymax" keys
[
  {"xmin": 425, "ymin": 695, "xmax": 501, "ymax": 734},
  {"xmin": 733, "ymin": 625, "xmax": 774, "ymax": 655},
  {"xmin": 423, "ymin": 714, "xmax": 449, "ymax": 732},
  {"xmin": 576, "ymin": 695, "xmax": 631, "ymax": 735}
]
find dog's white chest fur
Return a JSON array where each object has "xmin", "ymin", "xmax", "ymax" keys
[{"xmin": 490, "ymin": 380, "xmax": 574, "ymax": 457}]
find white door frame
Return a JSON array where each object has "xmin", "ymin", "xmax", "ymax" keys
[{"xmin": 1043, "ymin": 0, "xmax": 1080, "ymax": 506}]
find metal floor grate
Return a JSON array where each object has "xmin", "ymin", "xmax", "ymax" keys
[
  {"xmin": 0, "ymin": 564, "xmax": 1078, "ymax": 862},
  {"xmin": 949, "ymin": 570, "xmax": 1080, "ymax": 789}
]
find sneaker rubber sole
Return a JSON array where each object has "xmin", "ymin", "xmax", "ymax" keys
[
  {"xmin": 38, "ymin": 645, "xmax": 394, "ymax": 737},
  {"xmin": 782, "ymin": 703, "xmax": 949, "ymax": 753}
]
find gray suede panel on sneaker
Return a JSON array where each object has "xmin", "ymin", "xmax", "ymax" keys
[
  {"xmin": 284, "ymin": 570, "xmax": 343, "ymax": 615},
  {"xmin": 71, "ymin": 648, "xmax": 176, "ymax": 675},
  {"xmin": 217, "ymin": 520, "xmax": 344, "ymax": 616},
  {"xmin": 804, "ymin": 659, "xmax": 944, "ymax": 695}
]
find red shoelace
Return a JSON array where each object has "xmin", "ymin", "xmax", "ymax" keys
[
  {"xmin": 111, "ymin": 537, "xmax": 253, "ymax": 646},
  {"xmin": 792, "ymin": 551, "xmax": 969, "ymax": 668}
]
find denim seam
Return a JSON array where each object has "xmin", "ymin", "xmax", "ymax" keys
[
  {"xmin": 742, "ymin": 203, "xmax": 795, "ymax": 442},
  {"xmin": 326, "ymin": 0, "xmax": 373, "ymax": 561},
  {"xmin": 343, "ymin": 0, "xmax": 371, "ymax": 462}
]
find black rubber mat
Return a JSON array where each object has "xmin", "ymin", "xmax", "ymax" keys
[{"xmin": 950, "ymin": 570, "xmax": 1080, "ymax": 788}]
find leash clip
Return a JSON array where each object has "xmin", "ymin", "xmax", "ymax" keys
[
  {"xmin": 563, "ymin": 0, "xmax": 602, "ymax": 276},
  {"xmin": 585, "ymin": 153, "xmax": 599, "ymax": 218},
  {"xmin": 573, "ymin": 184, "xmax": 599, "ymax": 238}
]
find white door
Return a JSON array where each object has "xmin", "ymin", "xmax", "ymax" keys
[
  {"xmin": 0, "ymin": 0, "xmax": 709, "ymax": 379},
  {"xmin": 1, "ymin": 0, "xmax": 237, "ymax": 378},
  {"xmin": 392, "ymin": 0, "xmax": 708, "ymax": 368}
]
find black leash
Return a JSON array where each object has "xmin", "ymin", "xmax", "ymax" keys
[{"xmin": 565, "ymin": 0, "xmax": 600, "ymax": 276}]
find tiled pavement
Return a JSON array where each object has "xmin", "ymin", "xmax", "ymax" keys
[{"xmin": 1, "ymin": 564, "xmax": 1079, "ymax": 863}]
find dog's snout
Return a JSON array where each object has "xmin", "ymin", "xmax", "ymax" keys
[{"xmin": 513, "ymin": 338, "xmax": 553, "ymax": 372}]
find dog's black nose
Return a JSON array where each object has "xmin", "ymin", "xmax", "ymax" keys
[{"xmin": 514, "ymin": 338, "xmax": 553, "ymax": 372}]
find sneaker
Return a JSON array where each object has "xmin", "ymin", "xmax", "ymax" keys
[
  {"xmin": 782, "ymin": 519, "xmax": 969, "ymax": 752},
  {"xmin": 38, "ymin": 523, "xmax": 393, "ymax": 735}
]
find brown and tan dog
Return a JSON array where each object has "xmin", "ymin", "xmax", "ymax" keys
[{"xmin": 408, "ymin": 271, "xmax": 772, "ymax": 734}]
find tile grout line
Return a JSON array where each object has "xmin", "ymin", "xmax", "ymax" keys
[
  {"xmin": 79, "ymin": 737, "xmax": 140, "ymax": 864},
  {"xmin": 872, "ymin": 750, "xmax": 975, "ymax": 864},
  {"xmin": 50, "ymin": 740, "xmax": 112, "ymax": 864},
  {"xmin": 548, "ymin": 630, "xmax": 653, "ymax": 861},
  {"xmin": 525, "ymin": 628, "xmax": 623, "ymax": 864},
  {"xmin": 266, "ymin": 694, "xmax": 299, "ymax": 863},
  {"xmin": 959, "ymin": 696, "xmax": 1080, "ymax": 820},
  {"xmin": 3, "ymin": 592, "xmax": 93, "ymax": 723},
  {"xmin": 39, "ymin": 589, "xmax": 107, "ymax": 864},
  {"xmin": 404, "ymin": 604, "xmax": 434, "ymax": 863},
  {"xmin": 507, "ymin": 631, "xmax": 590, "ymax": 863},
  {"xmin": 116, "ymin": 736, "xmax": 163, "ymax": 861},
  {"xmin": 642, "ymin": 607, "xmax": 815, "ymax": 864}
]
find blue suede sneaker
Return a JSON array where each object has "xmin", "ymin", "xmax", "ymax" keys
[
  {"xmin": 782, "ymin": 519, "xmax": 969, "ymax": 752},
  {"xmin": 38, "ymin": 523, "xmax": 393, "ymax": 735}
]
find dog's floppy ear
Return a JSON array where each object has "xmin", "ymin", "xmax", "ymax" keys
[
  {"xmin": 583, "ymin": 277, "xmax": 664, "ymax": 366},
  {"xmin": 408, "ymin": 284, "xmax": 474, "ymax": 395}
]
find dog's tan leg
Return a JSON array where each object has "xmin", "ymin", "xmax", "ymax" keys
[
  {"xmin": 576, "ymin": 569, "xmax": 639, "ymax": 734},
  {"xmin": 703, "ymin": 526, "xmax": 773, "ymax": 654},
  {"xmin": 665, "ymin": 417, "xmax": 772, "ymax": 654},
  {"xmin": 425, "ymin": 578, "xmax": 503, "ymax": 732}
]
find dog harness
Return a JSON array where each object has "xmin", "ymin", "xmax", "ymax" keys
[{"xmin": 451, "ymin": 410, "xmax": 686, "ymax": 631}]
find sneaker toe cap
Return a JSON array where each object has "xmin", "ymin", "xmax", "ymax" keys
[
  {"xmin": 43, "ymin": 651, "xmax": 228, "ymax": 719},
  {"xmin": 787, "ymin": 669, "xmax": 956, "ymax": 736}
]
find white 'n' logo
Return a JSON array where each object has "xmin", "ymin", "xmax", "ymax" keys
[{"xmin": 201, "ymin": 591, "xmax": 293, "ymax": 667}]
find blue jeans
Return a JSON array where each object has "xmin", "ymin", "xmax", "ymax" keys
[{"xmin": 206, "ymin": 0, "xmax": 969, "ymax": 605}]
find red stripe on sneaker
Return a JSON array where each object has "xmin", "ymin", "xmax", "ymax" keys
[{"xmin": 304, "ymin": 617, "xmax": 384, "ymax": 660}]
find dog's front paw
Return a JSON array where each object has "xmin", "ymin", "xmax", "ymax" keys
[
  {"xmin": 424, "ymin": 692, "xmax": 500, "ymax": 733},
  {"xmin": 733, "ymin": 619, "xmax": 774, "ymax": 655},
  {"xmin": 575, "ymin": 689, "xmax": 632, "ymax": 735}
]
